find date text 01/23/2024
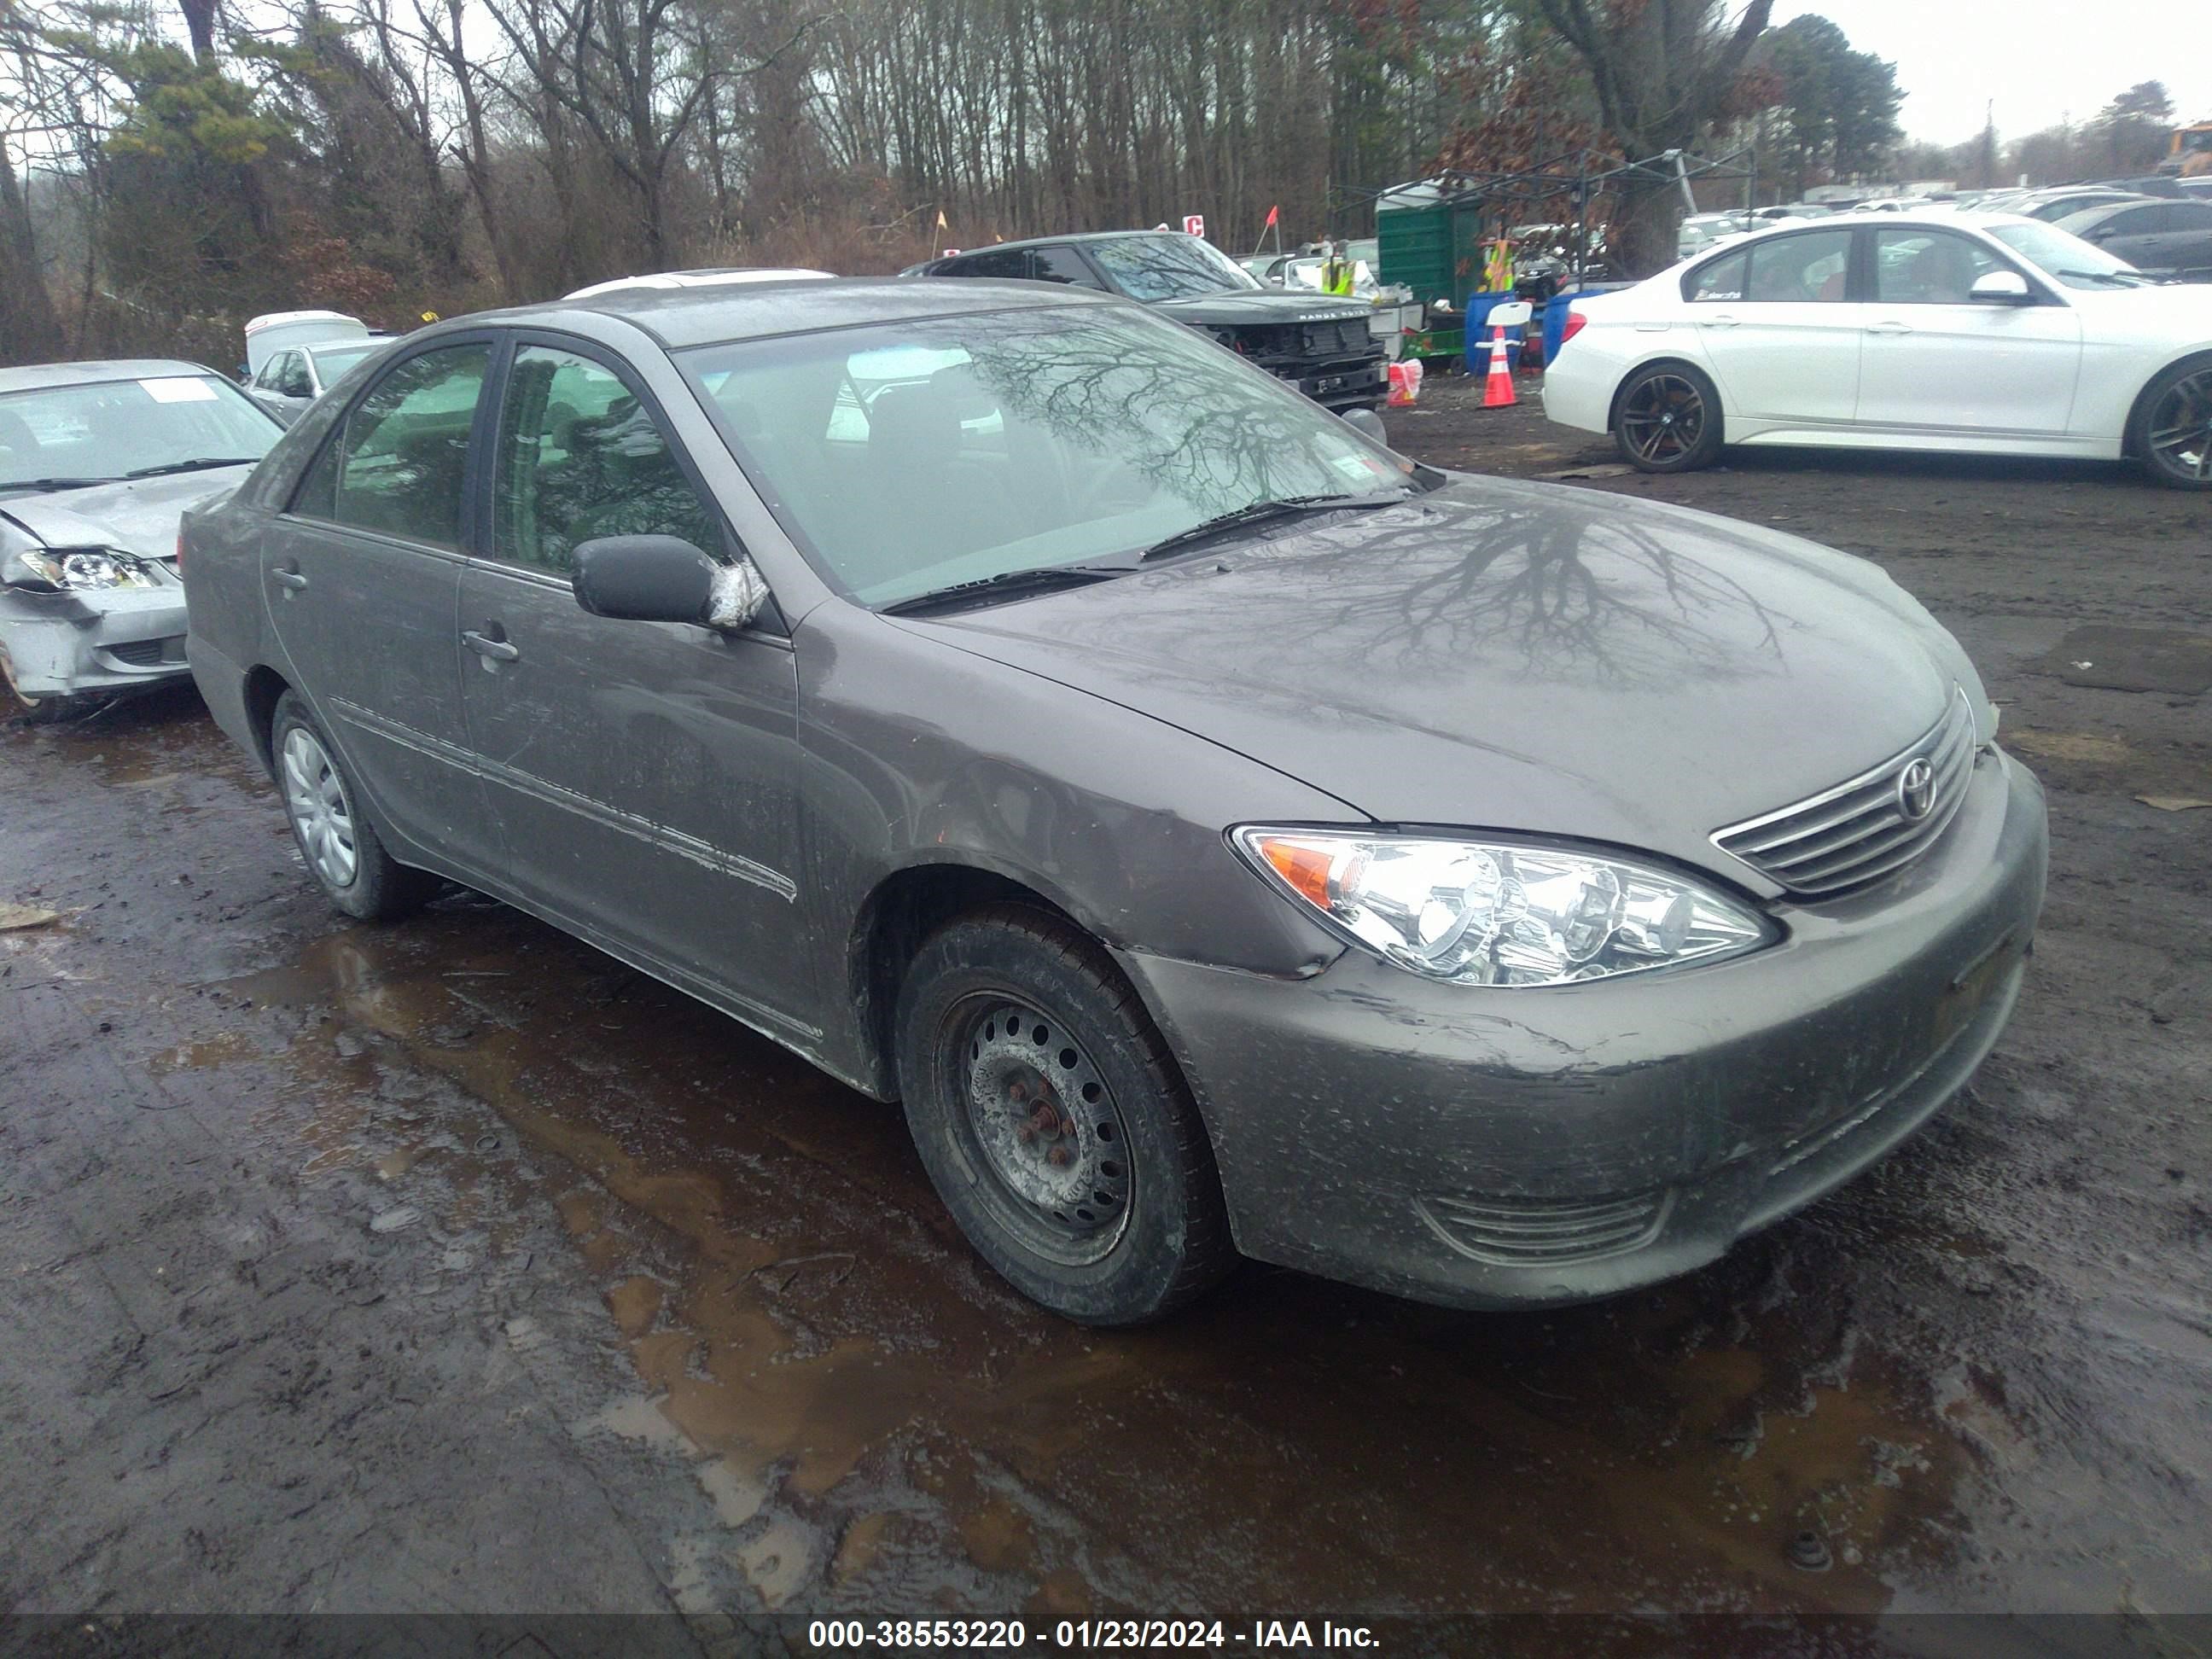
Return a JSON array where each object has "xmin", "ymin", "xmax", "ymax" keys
[{"xmin": 806, "ymin": 1620, "xmax": 1381, "ymax": 1650}]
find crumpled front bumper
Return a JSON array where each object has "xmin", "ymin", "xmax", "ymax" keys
[
  {"xmin": 0, "ymin": 582, "xmax": 191, "ymax": 701},
  {"xmin": 1115, "ymin": 748, "xmax": 2048, "ymax": 1312}
]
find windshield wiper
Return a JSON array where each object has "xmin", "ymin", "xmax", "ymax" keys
[
  {"xmin": 2051, "ymin": 268, "xmax": 2147, "ymax": 288},
  {"xmin": 124, "ymin": 457, "xmax": 261, "ymax": 479},
  {"xmin": 0, "ymin": 475, "xmax": 119, "ymax": 494},
  {"xmin": 879, "ymin": 562, "xmax": 1136, "ymax": 616},
  {"xmin": 1138, "ymin": 492, "xmax": 1411, "ymax": 562}
]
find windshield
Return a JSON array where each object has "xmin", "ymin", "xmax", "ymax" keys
[
  {"xmin": 1083, "ymin": 235, "xmax": 1262, "ymax": 301},
  {"xmin": 0, "ymin": 374, "xmax": 277, "ymax": 491},
  {"xmin": 307, "ymin": 343, "xmax": 380, "ymax": 381},
  {"xmin": 680, "ymin": 306, "xmax": 1415, "ymax": 608},
  {"xmin": 1983, "ymin": 219, "xmax": 2148, "ymax": 288}
]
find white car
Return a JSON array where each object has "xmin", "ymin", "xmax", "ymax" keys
[{"xmin": 1543, "ymin": 212, "xmax": 2212, "ymax": 488}]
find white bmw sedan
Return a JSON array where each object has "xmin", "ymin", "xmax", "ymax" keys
[{"xmin": 1543, "ymin": 212, "xmax": 2212, "ymax": 488}]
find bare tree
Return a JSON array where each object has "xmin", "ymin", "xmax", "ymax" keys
[{"xmin": 1528, "ymin": 0, "xmax": 1775, "ymax": 274}]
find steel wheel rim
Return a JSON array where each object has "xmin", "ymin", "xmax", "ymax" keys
[
  {"xmin": 948, "ymin": 995, "xmax": 1131, "ymax": 1266},
  {"xmin": 281, "ymin": 725, "xmax": 358, "ymax": 890},
  {"xmin": 1620, "ymin": 374, "xmax": 1707, "ymax": 464},
  {"xmin": 2145, "ymin": 370, "xmax": 2212, "ymax": 482}
]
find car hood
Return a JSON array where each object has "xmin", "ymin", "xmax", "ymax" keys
[
  {"xmin": 1149, "ymin": 291, "xmax": 1374, "ymax": 328},
  {"xmin": 0, "ymin": 468, "xmax": 256, "ymax": 561},
  {"xmin": 909, "ymin": 477, "xmax": 1979, "ymax": 887}
]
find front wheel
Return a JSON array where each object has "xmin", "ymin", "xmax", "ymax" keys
[
  {"xmin": 894, "ymin": 905, "xmax": 1235, "ymax": 1325},
  {"xmin": 1615, "ymin": 363, "xmax": 1725, "ymax": 474},
  {"xmin": 2132, "ymin": 354, "xmax": 2212, "ymax": 489}
]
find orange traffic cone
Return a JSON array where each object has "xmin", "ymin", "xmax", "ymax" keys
[{"xmin": 1481, "ymin": 324, "xmax": 1516, "ymax": 408}]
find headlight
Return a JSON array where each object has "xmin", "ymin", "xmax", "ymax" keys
[
  {"xmin": 9, "ymin": 548, "xmax": 157, "ymax": 591},
  {"xmin": 1232, "ymin": 829, "xmax": 1773, "ymax": 987}
]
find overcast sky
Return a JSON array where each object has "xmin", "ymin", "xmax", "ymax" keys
[{"xmin": 1770, "ymin": 1, "xmax": 2212, "ymax": 144}]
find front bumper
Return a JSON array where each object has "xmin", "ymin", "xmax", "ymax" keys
[
  {"xmin": 1118, "ymin": 749, "xmax": 2048, "ymax": 1311},
  {"xmin": 0, "ymin": 583, "xmax": 191, "ymax": 701},
  {"xmin": 1264, "ymin": 357, "xmax": 1388, "ymax": 410}
]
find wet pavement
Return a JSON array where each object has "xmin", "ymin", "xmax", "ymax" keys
[{"xmin": 3, "ymin": 397, "xmax": 2209, "ymax": 1624}]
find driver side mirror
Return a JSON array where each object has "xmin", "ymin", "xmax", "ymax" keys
[
  {"xmin": 572, "ymin": 535, "xmax": 770, "ymax": 632},
  {"xmin": 1969, "ymin": 271, "xmax": 2034, "ymax": 305}
]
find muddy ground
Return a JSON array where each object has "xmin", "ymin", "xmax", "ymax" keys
[{"xmin": 2, "ymin": 379, "xmax": 2208, "ymax": 1633}]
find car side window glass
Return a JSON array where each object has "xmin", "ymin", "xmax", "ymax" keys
[
  {"xmin": 257, "ymin": 352, "xmax": 291, "ymax": 392},
  {"xmin": 1031, "ymin": 247, "xmax": 1105, "ymax": 288},
  {"xmin": 1685, "ymin": 249, "xmax": 1748, "ymax": 302},
  {"xmin": 1873, "ymin": 230, "xmax": 2005, "ymax": 304},
  {"xmin": 1742, "ymin": 230, "xmax": 1854, "ymax": 302},
  {"xmin": 311, "ymin": 343, "xmax": 489, "ymax": 548},
  {"xmin": 943, "ymin": 249, "xmax": 1027, "ymax": 280},
  {"xmin": 2105, "ymin": 206, "xmax": 2166, "ymax": 235},
  {"xmin": 490, "ymin": 345, "xmax": 722, "ymax": 574}
]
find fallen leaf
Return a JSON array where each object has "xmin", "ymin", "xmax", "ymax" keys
[
  {"xmin": 0, "ymin": 903, "xmax": 61, "ymax": 931},
  {"xmin": 2137, "ymin": 795, "xmax": 2212, "ymax": 813}
]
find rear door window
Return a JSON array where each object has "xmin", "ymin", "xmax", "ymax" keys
[
  {"xmin": 1685, "ymin": 249, "xmax": 1749, "ymax": 302},
  {"xmin": 1742, "ymin": 230, "xmax": 1854, "ymax": 302},
  {"xmin": 294, "ymin": 343, "xmax": 489, "ymax": 548},
  {"xmin": 940, "ymin": 250, "xmax": 1029, "ymax": 279},
  {"xmin": 488, "ymin": 345, "xmax": 721, "ymax": 574},
  {"xmin": 1031, "ymin": 247, "xmax": 1106, "ymax": 288},
  {"xmin": 2101, "ymin": 206, "xmax": 2169, "ymax": 236}
]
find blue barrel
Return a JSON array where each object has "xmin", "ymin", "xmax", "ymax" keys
[{"xmin": 1462, "ymin": 291, "xmax": 1524, "ymax": 373}]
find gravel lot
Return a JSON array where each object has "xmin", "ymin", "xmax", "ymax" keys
[{"xmin": 3, "ymin": 375, "xmax": 2208, "ymax": 1627}]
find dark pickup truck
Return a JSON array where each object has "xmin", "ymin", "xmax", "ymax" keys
[{"xmin": 906, "ymin": 230, "xmax": 1388, "ymax": 415}]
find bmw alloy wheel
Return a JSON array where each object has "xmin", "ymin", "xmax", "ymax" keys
[
  {"xmin": 2144, "ymin": 366, "xmax": 2212, "ymax": 485},
  {"xmin": 1619, "ymin": 372, "xmax": 1709, "ymax": 466}
]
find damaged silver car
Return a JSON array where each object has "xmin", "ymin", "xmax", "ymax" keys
[{"xmin": 2, "ymin": 360, "xmax": 280, "ymax": 722}]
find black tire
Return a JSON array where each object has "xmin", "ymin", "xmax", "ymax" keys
[
  {"xmin": 893, "ymin": 904, "xmax": 1235, "ymax": 1325},
  {"xmin": 1, "ymin": 643, "xmax": 81, "ymax": 725},
  {"xmin": 1615, "ymin": 362, "xmax": 1726, "ymax": 474},
  {"xmin": 269, "ymin": 690, "xmax": 437, "ymax": 921},
  {"xmin": 2130, "ymin": 352, "xmax": 2212, "ymax": 490}
]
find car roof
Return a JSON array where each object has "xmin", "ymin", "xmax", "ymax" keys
[
  {"xmin": 0, "ymin": 358, "xmax": 222, "ymax": 394},
  {"xmin": 244, "ymin": 310, "xmax": 361, "ymax": 335},
  {"xmin": 435, "ymin": 275, "xmax": 1118, "ymax": 353},
  {"xmin": 923, "ymin": 230, "xmax": 1188, "ymax": 259},
  {"xmin": 562, "ymin": 267, "xmax": 834, "ymax": 300}
]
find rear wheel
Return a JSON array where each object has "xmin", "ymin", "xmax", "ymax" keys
[
  {"xmin": 894, "ymin": 905, "xmax": 1235, "ymax": 1324},
  {"xmin": 2132, "ymin": 355, "xmax": 2212, "ymax": 489},
  {"xmin": 1615, "ymin": 363, "xmax": 1725, "ymax": 474},
  {"xmin": 270, "ymin": 690, "xmax": 437, "ymax": 920}
]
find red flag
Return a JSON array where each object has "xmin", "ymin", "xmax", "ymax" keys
[{"xmin": 1263, "ymin": 204, "xmax": 1279, "ymax": 228}]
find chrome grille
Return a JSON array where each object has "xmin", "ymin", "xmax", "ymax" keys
[
  {"xmin": 1714, "ymin": 690, "xmax": 1976, "ymax": 896},
  {"xmin": 1416, "ymin": 1189, "xmax": 1671, "ymax": 1266}
]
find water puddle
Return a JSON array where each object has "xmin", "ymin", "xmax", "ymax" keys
[{"xmin": 175, "ymin": 904, "xmax": 1982, "ymax": 1615}]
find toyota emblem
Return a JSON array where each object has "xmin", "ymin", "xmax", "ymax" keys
[{"xmin": 1896, "ymin": 757, "xmax": 1936, "ymax": 822}]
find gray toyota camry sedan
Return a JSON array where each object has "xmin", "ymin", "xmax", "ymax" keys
[{"xmin": 183, "ymin": 277, "xmax": 2047, "ymax": 1324}]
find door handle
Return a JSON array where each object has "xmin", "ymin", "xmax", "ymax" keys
[
  {"xmin": 462, "ymin": 628, "xmax": 520, "ymax": 663},
  {"xmin": 270, "ymin": 564, "xmax": 308, "ymax": 591},
  {"xmin": 1867, "ymin": 321, "xmax": 1914, "ymax": 335},
  {"xmin": 1702, "ymin": 313, "xmax": 1741, "ymax": 329}
]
